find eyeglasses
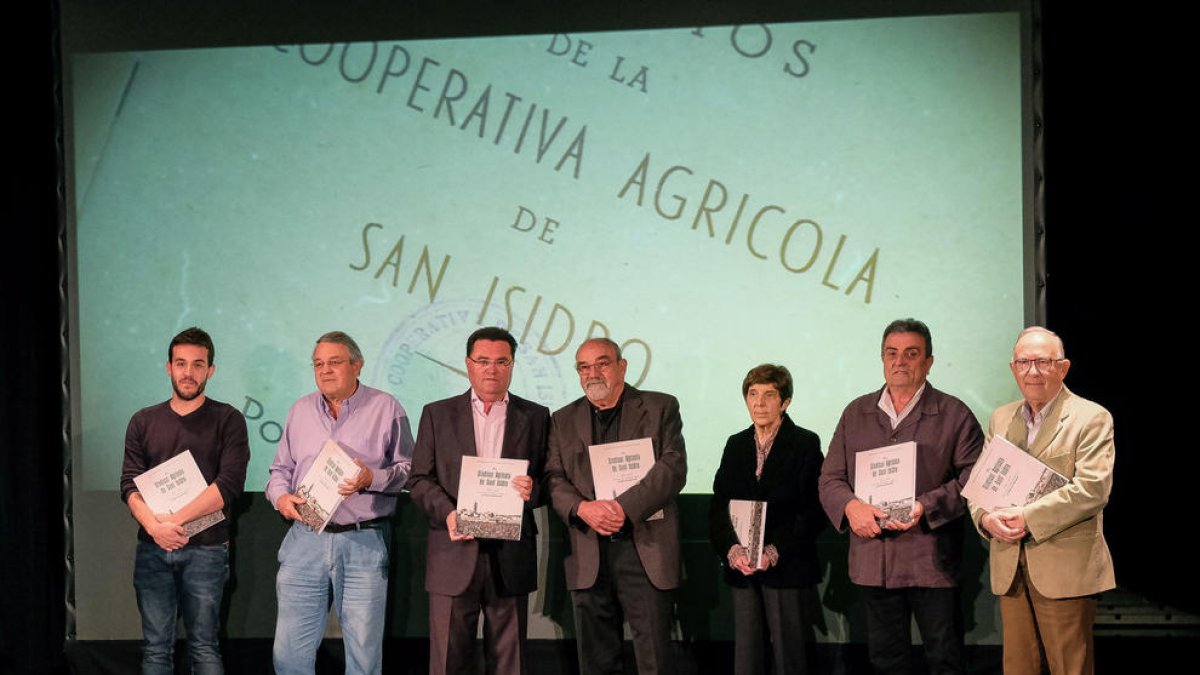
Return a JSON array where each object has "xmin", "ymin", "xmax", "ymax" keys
[
  {"xmin": 576, "ymin": 358, "xmax": 616, "ymax": 374},
  {"xmin": 467, "ymin": 357, "xmax": 513, "ymax": 369},
  {"xmin": 1011, "ymin": 358, "xmax": 1064, "ymax": 373},
  {"xmin": 312, "ymin": 358, "xmax": 350, "ymax": 370}
]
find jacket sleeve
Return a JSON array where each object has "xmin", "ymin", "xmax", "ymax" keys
[
  {"xmin": 407, "ymin": 404, "xmax": 457, "ymax": 528},
  {"xmin": 918, "ymin": 399, "xmax": 984, "ymax": 530},
  {"xmin": 818, "ymin": 410, "xmax": 856, "ymax": 532},
  {"xmin": 709, "ymin": 434, "xmax": 740, "ymax": 558}
]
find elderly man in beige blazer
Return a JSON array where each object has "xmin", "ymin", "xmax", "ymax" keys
[{"xmin": 970, "ymin": 327, "xmax": 1115, "ymax": 675}]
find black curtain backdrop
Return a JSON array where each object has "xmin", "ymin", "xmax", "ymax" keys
[{"xmin": 3, "ymin": 2, "xmax": 1190, "ymax": 673}]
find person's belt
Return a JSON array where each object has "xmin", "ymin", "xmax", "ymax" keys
[{"xmin": 323, "ymin": 516, "xmax": 389, "ymax": 533}]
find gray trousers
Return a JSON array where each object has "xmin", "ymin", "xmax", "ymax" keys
[
  {"xmin": 570, "ymin": 537, "xmax": 676, "ymax": 675},
  {"xmin": 731, "ymin": 582, "xmax": 808, "ymax": 675}
]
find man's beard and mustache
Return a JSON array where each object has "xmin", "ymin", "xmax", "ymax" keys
[
  {"xmin": 173, "ymin": 376, "xmax": 207, "ymax": 401},
  {"xmin": 584, "ymin": 377, "xmax": 611, "ymax": 403}
]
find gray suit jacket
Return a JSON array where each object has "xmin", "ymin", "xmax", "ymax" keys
[
  {"xmin": 970, "ymin": 386, "xmax": 1116, "ymax": 598},
  {"xmin": 546, "ymin": 386, "xmax": 687, "ymax": 591},
  {"xmin": 408, "ymin": 390, "xmax": 550, "ymax": 596}
]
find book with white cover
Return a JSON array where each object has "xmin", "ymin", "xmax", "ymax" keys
[
  {"xmin": 963, "ymin": 435, "xmax": 1069, "ymax": 512},
  {"xmin": 133, "ymin": 449, "xmax": 224, "ymax": 537},
  {"xmin": 728, "ymin": 499, "xmax": 768, "ymax": 568},
  {"xmin": 854, "ymin": 441, "xmax": 917, "ymax": 524},
  {"xmin": 588, "ymin": 437, "xmax": 663, "ymax": 521},
  {"xmin": 294, "ymin": 439, "xmax": 359, "ymax": 533},
  {"xmin": 455, "ymin": 456, "xmax": 529, "ymax": 540}
]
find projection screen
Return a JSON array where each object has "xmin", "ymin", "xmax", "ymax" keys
[{"xmin": 65, "ymin": 1, "xmax": 1033, "ymax": 640}]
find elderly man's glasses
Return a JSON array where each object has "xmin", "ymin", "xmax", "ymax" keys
[
  {"xmin": 576, "ymin": 358, "xmax": 616, "ymax": 374},
  {"xmin": 1012, "ymin": 358, "xmax": 1064, "ymax": 373}
]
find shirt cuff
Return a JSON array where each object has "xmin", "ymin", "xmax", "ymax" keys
[
  {"xmin": 727, "ymin": 544, "xmax": 748, "ymax": 567},
  {"xmin": 763, "ymin": 544, "xmax": 779, "ymax": 566}
]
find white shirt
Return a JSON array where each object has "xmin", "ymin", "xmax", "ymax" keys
[
  {"xmin": 470, "ymin": 389, "xmax": 509, "ymax": 458},
  {"xmin": 878, "ymin": 382, "xmax": 927, "ymax": 429}
]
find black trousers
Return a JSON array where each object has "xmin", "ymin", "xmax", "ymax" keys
[
  {"xmin": 570, "ymin": 537, "xmax": 676, "ymax": 675},
  {"xmin": 859, "ymin": 585, "xmax": 963, "ymax": 675}
]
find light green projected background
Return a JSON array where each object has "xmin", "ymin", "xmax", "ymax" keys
[{"xmin": 73, "ymin": 13, "xmax": 1025, "ymax": 494}]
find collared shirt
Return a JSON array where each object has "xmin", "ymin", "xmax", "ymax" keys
[
  {"xmin": 1019, "ymin": 387, "xmax": 1065, "ymax": 447},
  {"xmin": 470, "ymin": 389, "xmax": 509, "ymax": 459},
  {"xmin": 754, "ymin": 425, "xmax": 780, "ymax": 479},
  {"xmin": 266, "ymin": 381, "xmax": 415, "ymax": 525},
  {"xmin": 877, "ymin": 382, "xmax": 928, "ymax": 429}
]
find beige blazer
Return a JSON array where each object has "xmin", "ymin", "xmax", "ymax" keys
[{"xmin": 970, "ymin": 386, "xmax": 1116, "ymax": 599}]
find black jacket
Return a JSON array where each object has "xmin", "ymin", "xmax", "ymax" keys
[{"xmin": 709, "ymin": 414, "xmax": 825, "ymax": 588}]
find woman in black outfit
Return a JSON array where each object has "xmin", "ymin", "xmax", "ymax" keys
[{"xmin": 710, "ymin": 364, "xmax": 826, "ymax": 675}]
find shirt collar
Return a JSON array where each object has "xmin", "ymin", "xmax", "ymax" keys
[
  {"xmin": 320, "ymin": 380, "xmax": 362, "ymax": 416},
  {"xmin": 1020, "ymin": 386, "xmax": 1064, "ymax": 427},
  {"xmin": 878, "ymin": 381, "xmax": 927, "ymax": 428},
  {"xmin": 470, "ymin": 389, "xmax": 509, "ymax": 412}
]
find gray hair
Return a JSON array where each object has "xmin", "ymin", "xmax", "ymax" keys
[
  {"xmin": 578, "ymin": 337, "xmax": 622, "ymax": 361},
  {"xmin": 316, "ymin": 331, "xmax": 364, "ymax": 363}
]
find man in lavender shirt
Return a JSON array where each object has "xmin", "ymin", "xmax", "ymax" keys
[{"xmin": 266, "ymin": 331, "xmax": 415, "ymax": 675}]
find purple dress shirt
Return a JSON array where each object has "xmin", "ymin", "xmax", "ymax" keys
[{"xmin": 266, "ymin": 382, "xmax": 414, "ymax": 524}]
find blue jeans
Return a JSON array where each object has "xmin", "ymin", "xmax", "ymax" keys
[
  {"xmin": 133, "ymin": 540, "xmax": 229, "ymax": 675},
  {"xmin": 273, "ymin": 521, "xmax": 390, "ymax": 675}
]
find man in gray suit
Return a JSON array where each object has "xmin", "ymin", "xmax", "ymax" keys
[
  {"xmin": 546, "ymin": 337, "xmax": 687, "ymax": 675},
  {"xmin": 408, "ymin": 327, "xmax": 549, "ymax": 675}
]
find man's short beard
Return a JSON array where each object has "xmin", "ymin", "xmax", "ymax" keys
[
  {"xmin": 584, "ymin": 380, "xmax": 611, "ymax": 403},
  {"xmin": 173, "ymin": 379, "xmax": 206, "ymax": 401}
]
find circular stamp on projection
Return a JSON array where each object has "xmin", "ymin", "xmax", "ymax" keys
[{"xmin": 372, "ymin": 298, "xmax": 572, "ymax": 409}]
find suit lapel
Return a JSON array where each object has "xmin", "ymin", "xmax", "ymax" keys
[
  {"xmin": 756, "ymin": 420, "xmax": 790, "ymax": 493},
  {"xmin": 617, "ymin": 387, "xmax": 646, "ymax": 448},
  {"xmin": 502, "ymin": 397, "xmax": 527, "ymax": 459},
  {"xmin": 1027, "ymin": 387, "xmax": 1070, "ymax": 459},
  {"xmin": 572, "ymin": 399, "xmax": 597, "ymax": 497},
  {"xmin": 455, "ymin": 391, "xmax": 478, "ymax": 458},
  {"xmin": 1004, "ymin": 405, "xmax": 1028, "ymax": 450}
]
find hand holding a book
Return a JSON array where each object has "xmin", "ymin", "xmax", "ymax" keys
[
  {"xmin": 577, "ymin": 499, "xmax": 626, "ymax": 535},
  {"xmin": 147, "ymin": 516, "xmax": 189, "ymax": 552},
  {"xmin": 729, "ymin": 547, "xmax": 758, "ymax": 576},
  {"xmin": 729, "ymin": 545, "xmax": 776, "ymax": 576},
  {"xmin": 845, "ymin": 498, "xmax": 889, "ymax": 538},
  {"xmin": 883, "ymin": 499, "xmax": 924, "ymax": 532},
  {"xmin": 981, "ymin": 507, "xmax": 1026, "ymax": 544},
  {"xmin": 276, "ymin": 493, "xmax": 307, "ymax": 522},
  {"xmin": 337, "ymin": 460, "xmax": 373, "ymax": 495},
  {"xmin": 511, "ymin": 475, "xmax": 533, "ymax": 502},
  {"xmin": 446, "ymin": 510, "xmax": 475, "ymax": 542}
]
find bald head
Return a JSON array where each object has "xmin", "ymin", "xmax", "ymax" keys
[{"xmin": 1014, "ymin": 326, "xmax": 1065, "ymax": 359}]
